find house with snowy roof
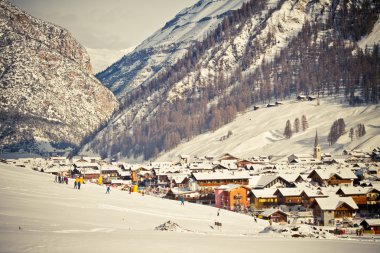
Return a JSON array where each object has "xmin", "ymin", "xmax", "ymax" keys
[
  {"xmin": 274, "ymin": 188, "xmax": 303, "ymax": 206},
  {"xmin": 336, "ymin": 187, "xmax": 368, "ymax": 206},
  {"xmin": 249, "ymin": 175, "xmax": 293, "ymax": 189},
  {"xmin": 310, "ymin": 196, "xmax": 358, "ymax": 226},
  {"xmin": 258, "ymin": 209, "xmax": 288, "ymax": 223},
  {"xmin": 192, "ymin": 171, "xmax": 250, "ymax": 193},
  {"xmin": 360, "ymin": 219, "xmax": 380, "ymax": 234},
  {"xmin": 300, "ymin": 189, "xmax": 328, "ymax": 208},
  {"xmin": 214, "ymin": 184, "xmax": 251, "ymax": 211},
  {"xmin": 250, "ymin": 188, "xmax": 278, "ymax": 209},
  {"xmin": 307, "ymin": 167, "xmax": 357, "ymax": 187}
]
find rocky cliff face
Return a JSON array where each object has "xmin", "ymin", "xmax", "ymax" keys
[{"xmin": 0, "ymin": 0, "xmax": 119, "ymax": 153}]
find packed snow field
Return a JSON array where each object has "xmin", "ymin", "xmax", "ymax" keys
[
  {"xmin": 1, "ymin": 164, "xmax": 380, "ymax": 253},
  {"xmin": 157, "ymin": 97, "xmax": 380, "ymax": 161}
]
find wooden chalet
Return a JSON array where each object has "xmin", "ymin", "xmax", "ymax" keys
[
  {"xmin": 360, "ymin": 219, "xmax": 380, "ymax": 234},
  {"xmin": 250, "ymin": 188, "xmax": 278, "ymax": 209},
  {"xmin": 250, "ymin": 175, "xmax": 293, "ymax": 189},
  {"xmin": 307, "ymin": 168, "xmax": 356, "ymax": 187},
  {"xmin": 214, "ymin": 184, "xmax": 251, "ymax": 211},
  {"xmin": 274, "ymin": 188, "xmax": 303, "ymax": 205},
  {"xmin": 258, "ymin": 209, "xmax": 288, "ymax": 223},
  {"xmin": 310, "ymin": 196, "xmax": 358, "ymax": 226},
  {"xmin": 192, "ymin": 171, "xmax": 250, "ymax": 193},
  {"xmin": 300, "ymin": 189, "xmax": 327, "ymax": 208},
  {"xmin": 336, "ymin": 187, "xmax": 368, "ymax": 207}
]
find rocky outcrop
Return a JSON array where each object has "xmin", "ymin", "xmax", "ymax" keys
[{"xmin": 0, "ymin": 0, "xmax": 119, "ymax": 152}]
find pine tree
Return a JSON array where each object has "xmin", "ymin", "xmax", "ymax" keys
[
  {"xmin": 301, "ymin": 115, "xmax": 308, "ymax": 131},
  {"xmin": 284, "ymin": 120, "xmax": 293, "ymax": 139},
  {"xmin": 349, "ymin": 127, "xmax": 354, "ymax": 141},
  {"xmin": 294, "ymin": 118, "xmax": 300, "ymax": 133}
]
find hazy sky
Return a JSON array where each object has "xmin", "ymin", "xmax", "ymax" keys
[{"xmin": 9, "ymin": 0, "xmax": 198, "ymax": 49}]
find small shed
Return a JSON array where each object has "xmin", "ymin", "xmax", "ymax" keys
[
  {"xmin": 259, "ymin": 209, "xmax": 288, "ymax": 222},
  {"xmin": 360, "ymin": 219, "xmax": 380, "ymax": 234}
]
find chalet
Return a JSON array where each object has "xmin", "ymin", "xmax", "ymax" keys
[
  {"xmin": 267, "ymin": 103, "xmax": 277, "ymax": 107},
  {"xmin": 360, "ymin": 219, "xmax": 380, "ymax": 234},
  {"xmin": 274, "ymin": 188, "xmax": 303, "ymax": 205},
  {"xmin": 275, "ymin": 101, "xmax": 283, "ymax": 105},
  {"xmin": 250, "ymin": 188, "xmax": 278, "ymax": 209},
  {"xmin": 253, "ymin": 105, "xmax": 261, "ymax": 110},
  {"xmin": 310, "ymin": 196, "xmax": 358, "ymax": 226},
  {"xmin": 336, "ymin": 187, "xmax": 368, "ymax": 207},
  {"xmin": 300, "ymin": 189, "xmax": 327, "ymax": 207},
  {"xmin": 250, "ymin": 175, "xmax": 293, "ymax": 189},
  {"xmin": 258, "ymin": 209, "xmax": 288, "ymax": 223},
  {"xmin": 188, "ymin": 163, "xmax": 214, "ymax": 173},
  {"xmin": 214, "ymin": 163, "xmax": 238, "ymax": 171},
  {"xmin": 192, "ymin": 171, "xmax": 250, "ymax": 193},
  {"xmin": 218, "ymin": 153, "xmax": 239, "ymax": 162},
  {"xmin": 73, "ymin": 162, "xmax": 99, "ymax": 171},
  {"xmin": 288, "ymin": 154, "xmax": 320, "ymax": 164},
  {"xmin": 214, "ymin": 184, "xmax": 251, "ymax": 211},
  {"xmin": 366, "ymin": 187, "xmax": 380, "ymax": 206},
  {"xmin": 81, "ymin": 169, "xmax": 101, "ymax": 180},
  {"xmin": 168, "ymin": 174, "xmax": 190, "ymax": 188},
  {"xmin": 165, "ymin": 187, "xmax": 206, "ymax": 204},
  {"xmin": 100, "ymin": 165, "xmax": 120, "ymax": 183},
  {"xmin": 308, "ymin": 96, "xmax": 317, "ymax": 101},
  {"xmin": 307, "ymin": 168, "xmax": 357, "ymax": 187}
]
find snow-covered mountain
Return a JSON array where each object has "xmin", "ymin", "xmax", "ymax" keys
[
  {"xmin": 97, "ymin": 0, "xmax": 251, "ymax": 96},
  {"xmin": 156, "ymin": 97, "xmax": 380, "ymax": 161},
  {"xmin": 84, "ymin": 0, "xmax": 380, "ymax": 161},
  {"xmin": 0, "ymin": 0, "xmax": 118, "ymax": 153}
]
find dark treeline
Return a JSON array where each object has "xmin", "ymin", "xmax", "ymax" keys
[{"xmin": 90, "ymin": 0, "xmax": 380, "ymax": 160}]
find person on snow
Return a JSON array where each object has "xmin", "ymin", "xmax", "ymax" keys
[
  {"xmin": 77, "ymin": 181, "xmax": 81, "ymax": 190},
  {"xmin": 180, "ymin": 195, "xmax": 185, "ymax": 205},
  {"xmin": 106, "ymin": 185, "xmax": 111, "ymax": 194}
]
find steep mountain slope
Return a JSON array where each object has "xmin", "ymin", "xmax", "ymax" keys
[
  {"xmin": 97, "ymin": 0, "xmax": 251, "ymax": 96},
  {"xmin": 156, "ymin": 97, "xmax": 380, "ymax": 161},
  {"xmin": 0, "ymin": 0, "xmax": 118, "ymax": 152},
  {"xmin": 84, "ymin": 0, "xmax": 379, "ymax": 161}
]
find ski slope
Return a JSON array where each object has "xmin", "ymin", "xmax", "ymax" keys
[
  {"xmin": 157, "ymin": 97, "xmax": 380, "ymax": 161},
  {"xmin": 1, "ymin": 164, "xmax": 380, "ymax": 252}
]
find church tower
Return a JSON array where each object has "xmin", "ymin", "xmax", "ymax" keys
[{"xmin": 313, "ymin": 130, "xmax": 321, "ymax": 160}]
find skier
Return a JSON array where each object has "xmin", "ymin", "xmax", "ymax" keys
[
  {"xmin": 217, "ymin": 208, "xmax": 220, "ymax": 216},
  {"xmin": 74, "ymin": 180, "xmax": 77, "ymax": 189},
  {"xmin": 77, "ymin": 181, "xmax": 81, "ymax": 190},
  {"xmin": 106, "ymin": 185, "xmax": 111, "ymax": 194},
  {"xmin": 180, "ymin": 195, "xmax": 185, "ymax": 205}
]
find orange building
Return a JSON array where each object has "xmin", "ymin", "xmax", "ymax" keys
[{"xmin": 215, "ymin": 184, "xmax": 251, "ymax": 211}]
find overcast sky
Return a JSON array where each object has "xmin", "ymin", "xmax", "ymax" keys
[{"xmin": 9, "ymin": 0, "xmax": 198, "ymax": 49}]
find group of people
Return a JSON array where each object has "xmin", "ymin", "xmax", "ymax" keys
[{"xmin": 55, "ymin": 175, "xmax": 68, "ymax": 184}]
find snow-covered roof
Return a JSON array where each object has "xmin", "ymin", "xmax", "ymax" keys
[
  {"xmin": 74, "ymin": 162, "xmax": 99, "ymax": 168},
  {"xmin": 314, "ymin": 196, "xmax": 358, "ymax": 210},
  {"xmin": 309, "ymin": 168, "xmax": 357, "ymax": 180},
  {"xmin": 260, "ymin": 209, "xmax": 287, "ymax": 218},
  {"xmin": 275, "ymin": 188, "xmax": 303, "ymax": 197},
  {"xmin": 361, "ymin": 219, "xmax": 380, "ymax": 226},
  {"xmin": 192, "ymin": 171, "xmax": 250, "ymax": 181},
  {"xmin": 251, "ymin": 188, "xmax": 277, "ymax": 198},
  {"xmin": 336, "ymin": 186, "xmax": 370, "ymax": 195},
  {"xmin": 250, "ymin": 175, "xmax": 279, "ymax": 188}
]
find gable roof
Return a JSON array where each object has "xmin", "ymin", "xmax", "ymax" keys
[
  {"xmin": 192, "ymin": 171, "xmax": 250, "ymax": 181},
  {"xmin": 308, "ymin": 168, "xmax": 357, "ymax": 180},
  {"xmin": 274, "ymin": 188, "xmax": 303, "ymax": 197},
  {"xmin": 251, "ymin": 188, "xmax": 277, "ymax": 198},
  {"xmin": 260, "ymin": 209, "xmax": 288, "ymax": 218},
  {"xmin": 336, "ymin": 186, "xmax": 370, "ymax": 196},
  {"xmin": 314, "ymin": 196, "xmax": 358, "ymax": 210}
]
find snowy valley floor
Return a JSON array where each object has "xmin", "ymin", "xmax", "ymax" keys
[{"xmin": 1, "ymin": 164, "xmax": 379, "ymax": 253}]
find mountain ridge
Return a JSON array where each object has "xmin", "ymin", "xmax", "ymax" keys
[{"xmin": 0, "ymin": 0, "xmax": 119, "ymax": 153}]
